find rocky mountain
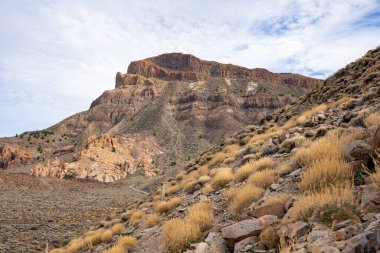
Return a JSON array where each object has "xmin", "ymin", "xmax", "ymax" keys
[
  {"xmin": 2, "ymin": 53, "xmax": 319, "ymax": 182},
  {"xmin": 45, "ymin": 46, "xmax": 380, "ymax": 253}
]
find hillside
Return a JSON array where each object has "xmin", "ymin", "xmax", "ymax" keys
[{"xmin": 45, "ymin": 47, "xmax": 380, "ymax": 253}]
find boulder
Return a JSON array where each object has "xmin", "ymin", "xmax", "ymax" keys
[
  {"xmin": 198, "ymin": 176, "xmax": 211, "ymax": 184},
  {"xmin": 0, "ymin": 144, "xmax": 33, "ymax": 169},
  {"xmin": 222, "ymin": 215, "xmax": 278, "ymax": 249},
  {"xmin": 250, "ymin": 203, "xmax": 286, "ymax": 219},
  {"xmin": 205, "ymin": 232, "xmax": 228, "ymax": 253},
  {"xmin": 233, "ymin": 236, "xmax": 258, "ymax": 253},
  {"xmin": 277, "ymin": 221, "xmax": 311, "ymax": 239}
]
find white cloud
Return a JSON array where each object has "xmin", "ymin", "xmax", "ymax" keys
[{"xmin": 0, "ymin": 0, "xmax": 379, "ymax": 136}]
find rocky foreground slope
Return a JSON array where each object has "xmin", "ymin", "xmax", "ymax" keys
[{"xmin": 47, "ymin": 47, "xmax": 380, "ymax": 253}]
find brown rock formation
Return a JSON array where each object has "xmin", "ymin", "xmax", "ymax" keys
[
  {"xmin": 31, "ymin": 134, "xmax": 159, "ymax": 182},
  {"xmin": 0, "ymin": 144, "xmax": 33, "ymax": 169}
]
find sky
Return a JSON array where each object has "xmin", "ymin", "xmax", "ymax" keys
[{"xmin": 1, "ymin": 0, "xmax": 380, "ymax": 137}]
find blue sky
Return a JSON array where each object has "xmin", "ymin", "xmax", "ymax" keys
[{"xmin": 1, "ymin": 0, "xmax": 380, "ymax": 137}]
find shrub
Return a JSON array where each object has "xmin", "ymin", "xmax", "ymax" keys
[
  {"xmin": 292, "ymin": 186, "xmax": 357, "ymax": 223},
  {"xmin": 223, "ymin": 144, "xmax": 241, "ymax": 154},
  {"xmin": 121, "ymin": 210, "xmax": 133, "ymax": 221},
  {"xmin": 262, "ymin": 193, "xmax": 290, "ymax": 206},
  {"xmin": 83, "ymin": 228, "xmax": 105, "ymax": 247},
  {"xmin": 165, "ymin": 183, "xmax": 181, "ymax": 196},
  {"xmin": 201, "ymin": 184, "xmax": 214, "ymax": 194},
  {"xmin": 146, "ymin": 213, "xmax": 161, "ymax": 227},
  {"xmin": 253, "ymin": 157, "xmax": 274, "ymax": 171},
  {"xmin": 129, "ymin": 210, "xmax": 145, "ymax": 224},
  {"xmin": 103, "ymin": 245, "xmax": 125, "ymax": 253},
  {"xmin": 208, "ymin": 151, "xmax": 226, "ymax": 166},
  {"xmin": 364, "ymin": 112, "xmax": 380, "ymax": 128},
  {"xmin": 210, "ymin": 167, "xmax": 234, "ymax": 189},
  {"xmin": 162, "ymin": 201, "xmax": 214, "ymax": 252},
  {"xmin": 66, "ymin": 238, "xmax": 85, "ymax": 253},
  {"xmin": 259, "ymin": 226, "xmax": 278, "ymax": 249},
  {"xmin": 111, "ymin": 223, "xmax": 125, "ymax": 234},
  {"xmin": 117, "ymin": 236, "xmax": 138, "ymax": 249},
  {"xmin": 186, "ymin": 201, "xmax": 215, "ymax": 230},
  {"xmin": 247, "ymin": 169, "xmax": 276, "ymax": 188},
  {"xmin": 226, "ymin": 184, "xmax": 264, "ymax": 214},
  {"xmin": 299, "ymin": 158, "xmax": 353, "ymax": 192},
  {"xmin": 162, "ymin": 218, "xmax": 202, "ymax": 252},
  {"xmin": 292, "ymin": 129, "xmax": 362, "ymax": 168},
  {"xmin": 153, "ymin": 197, "xmax": 183, "ymax": 213},
  {"xmin": 101, "ymin": 230, "xmax": 113, "ymax": 243},
  {"xmin": 235, "ymin": 162, "xmax": 256, "ymax": 182},
  {"xmin": 227, "ymin": 184, "xmax": 263, "ymax": 214}
]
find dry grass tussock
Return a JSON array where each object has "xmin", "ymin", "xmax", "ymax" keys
[
  {"xmin": 247, "ymin": 169, "xmax": 277, "ymax": 188},
  {"xmin": 201, "ymin": 183, "xmax": 214, "ymax": 194},
  {"xmin": 259, "ymin": 226, "xmax": 278, "ymax": 249},
  {"xmin": 165, "ymin": 183, "xmax": 181, "ymax": 196},
  {"xmin": 331, "ymin": 96, "xmax": 354, "ymax": 107},
  {"xmin": 364, "ymin": 112, "xmax": 380, "ymax": 128},
  {"xmin": 296, "ymin": 104, "xmax": 328, "ymax": 125},
  {"xmin": 299, "ymin": 157, "xmax": 353, "ymax": 192},
  {"xmin": 101, "ymin": 230, "xmax": 113, "ymax": 243},
  {"xmin": 227, "ymin": 184, "xmax": 264, "ymax": 214},
  {"xmin": 104, "ymin": 236, "xmax": 137, "ymax": 253},
  {"xmin": 292, "ymin": 185, "xmax": 357, "ymax": 223},
  {"xmin": 263, "ymin": 193, "xmax": 290, "ymax": 206},
  {"xmin": 208, "ymin": 151, "xmax": 227, "ymax": 166},
  {"xmin": 370, "ymin": 156, "xmax": 380, "ymax": 189},
  {"xmin": 154, "ymin": 197, "xmax": 183, "ymax": 213},
  {"xmin": 235, "ymin": 161, "xmax": 256, "ymax": 182},
  {"xmin": 247, "ymin": 131, "xmax": 282, "ymax": 145},
  {"xmin": 129, "ymin": 210, "xmax": 145, "ymax": 224},
  {"xmin": 145, "ymin": 213, "xmax": 161, "ymax": 227},
  {"xmin": 210, "ymin": 167, "xmax": 234, "ymax": 189},
  {"xmin": 65, "ymin": 238, "xmax": 86, "ymax": 253},
  {"xmin": 223, "ymin": 144, "xmax": 241, "ymax": 155},
  {"xmin": 111, "ymin": 223, "xmax": 125, "ymax": 234},
  {"xmin": 83, "ymin": 228, "xmax": 105, "ymax": 248},
  {"xmin": 292, "ymin": 129, "xmax": 363, "ymax": 168},
  {"xmin": 162, "ymin": 201, "xmax": 214, "ymax": 252}
]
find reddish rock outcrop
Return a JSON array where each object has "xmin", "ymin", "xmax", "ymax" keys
[
  {"xmin": 0, "ymin": 144, "xmax": 33, "ymax": 169},
  {"xmin": 31, "ymin": 134, "xmax": 159, "ymax": 182}
]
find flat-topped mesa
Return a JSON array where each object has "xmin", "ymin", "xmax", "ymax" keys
[{"xmin": 117, "ymin": 53, "xmax": 322, "ymax": 89}]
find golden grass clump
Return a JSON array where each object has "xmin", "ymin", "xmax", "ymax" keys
[
  {"xmin": 153, "ymin": 197, "xmax": 183, "ymax": 213},
  {"xmin": 162, "ymin": 201, "xmax": 215, "ymax": 252},
  {"xmin": 121, "ymin": 210, "xmax": 133, "ymax": 221},
  {"xmin": 299, "ymin": 158, "xmax": 353, "ymax": 192},
  {"xmin": 129, "ymin": 210, "xmax": 145, "ymax": 224},
  {"xmin": 101, "ymin": 230, "xmax": 113, "ymax": 243},
  {"xmin": 201, "ymin": 183, "xmax": 214, "ymax": 194},
  {"xmin": 247, "ymin": 131, "xmax": 282, "ymax": 145},
  {"xmin": 235, "ymin": 161, "xmax": 256, "ymax": 182},
  {"xmin": 162, "ymin": 218, "xmax": 201, "ymax": 253},
  {"xmin": 111, "ymin": 223, "xmax": 125, "ymax": 234},
  {"xmin": 145, "ymin": 213, "xmax": 161, "ymax": 227},
  {"xmin": 253, "ymin": 157, "xmax": 274, "ymax": 171},
  {"xmin": 103, "ymin": 245, "xmax": 125, "ymax": 253},
  {"xmin": 370, "ymin": 156, "xmax": 380, "ymax": 189},
  {"xmin": 182, "ymin": 179, "xmax": 198, "ymax": 192},
  {"xmin": 186, "ymin": 201, "xmax": 215, "ymax": 230},
  {"xmin": 66, "ymin": 238, "xmax": 85, "ymax": 253},
  {"xmin": 208, "ymin": 151, "xmax": 227, "ymax": 166},
  {"xmin": 165, "ymin": 183, "xmax": 182, "ymax": 196},
  {"xmin": 292, "ymin": 186, "xmax": 357, "ymax": 223},
  {"xmin": 292, "ymin": 129, "xmax": 362, "ymax": 168},
  {"xmin": 49, "ymin": 249, "xmax": 66, "ymax": 253},
  {"xmin": 223, "ymin": 144, "xmax": 241, "ymax": 154},
  {"xmin": 227, "ymin": 184, "xmax": 264, "ymax": 214},
  {"xmin": 84, "ymin": 228, "xmax": 105, "ymax": 247},
  {"xmin": 117, "ymin": 236, "xmax": 138, "ymax": 249},
  {"xmin": 364, "ymin": 112, "xmax": 380, "ymax": 128},
  {"xmin": 210, "ymin": 167, "xmax": 234, "ymax": 189},
  {"xmin": 259, "ymin": 226, "xmax": 278, "ymax": 249},
  {"xmin": 296, "ymin": 104, "xmax": 328, "ymax": 125},
  {"xmin": 247, "ymin": 169, "xmax": 277, "ymax": 188},
  {"xmin": 263, "ymin": 193, "xmax": 290, "ymax": 206}
]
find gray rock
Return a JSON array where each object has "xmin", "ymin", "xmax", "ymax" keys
[
  {"xmin": 250, "ymin": 203, "xmax": 285, "ymax": 219},
  {"xmin": 309, "ymin": 230, "xmax": 329, "ymax": 242},
  {"xmin": 222, "ymin": 215, "xmax": 278, "ymax": 248},
  {"xmin": 195, "ymin": 242, "xmax": 209, "ymax": 253},
  {"xmin": 233, "ymin": 236, "xmax": 257, "ymax": 253},
  {"xmin": 333, "ymin": 220, "xmax": 354, "ymax": 231}
]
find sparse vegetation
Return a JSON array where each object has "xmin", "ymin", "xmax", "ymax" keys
[
  {"xmin": 292, "ymin": 186, "xmax": 357, "ymax": 223},
  {"xmin": 129, "ymin": 210, "xmax": 145, "ymax": 224},
  {"xmin": 299, "ymin": 158, "xmax": 353, "ymax": 192},
  {"xmin": 153, "ymin": 197, "xmax": 183, "ymax": 213},
  {"xmin": 247, "ymin": 169, "xmax": 276, "ymax": 187},
  {"xmin": 146, "ymin": 213, "xmax": 161, "ymax": 227},
  {"xmin": 101, "ymin": 230, "xmax": 113, "ymax": 243},
  {"xmin": 111, "ymin": 223, "xmax": 125, "ymax": 234},
  {"xmin": 259, "ymin": 226, "xmax": 278, "ymax": 249},
  {"xmin": 364, "ymin": 112, "xmax": 380, "ymax": 128},
  {"xmin": 210, "ymin": 167, "xmax": 234, "ymax": 189},
  {"xmin": 227, "ymin": 184, "xmax": 263, "ymax": 214},
  {"xmin": 235, "ymin": 161, "xmax": 256, "ymax": 181},
  {"xmin": 162, "ymin": 201, "xmax": 214, "ymax": 252}
]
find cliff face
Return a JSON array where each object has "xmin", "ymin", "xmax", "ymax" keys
[{"xmin": 47, "ymin": 53, "xmax": 321, "ymax": 173}]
